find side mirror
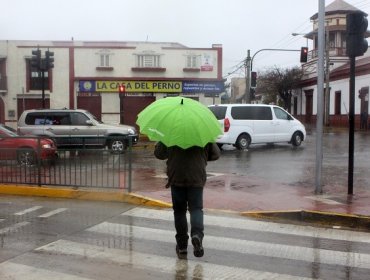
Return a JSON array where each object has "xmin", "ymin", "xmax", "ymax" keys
[{"xmin": 86, "ymin": 120, "xmax": 94, "ymax": 126}]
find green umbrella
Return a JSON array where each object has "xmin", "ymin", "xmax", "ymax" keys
[{"xmin": 136, "ymin": 96, "xmax": 222, "ymax": 149}]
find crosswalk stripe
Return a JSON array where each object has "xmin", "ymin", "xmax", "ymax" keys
[
  {"xmin": 0, "ymin": 262, "xmax": 92, "ymax": 280},
  {"xmin": 36, "ymin": 239, "xmax": 314, "ymax": 280},
  {"xmin": 122, "ymin": 207, "xmax": 370, "ymax": 243},
  {"xmin": 37, "ymin": 208, "xmax": 67, "ymax": 218},
  {"xmin": 0, "ymin": 221, "xmax": 30, "ymax": 234},
  {"xmin": 14, "ymin": 206, "xmax": 43, "ymax": 215},
  {"xmin": 87, "ymin": 221, "xmax": 370, "ymax": 269}
]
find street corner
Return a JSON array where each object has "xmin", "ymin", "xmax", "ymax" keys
[{"xmin": 241, "ymin": 209, "xmax": 370, "ymax": 231}]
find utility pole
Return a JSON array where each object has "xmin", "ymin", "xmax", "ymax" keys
[
  {"xmin": 346, "ymin": 11, "xmax": 368, "ymax": 194},
  {"xmin": 315, "ymin": 0, "xmax": 325, "ymax": 194},
  {"xmin": 244, "ymin": 50, "xmax": 251, "ymax": 104},
  {"xmin": 324, "ymin": 24, "xmax": 331, "ymax": 126}
]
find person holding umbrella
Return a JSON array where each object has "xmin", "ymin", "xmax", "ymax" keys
[
  {"xmin": 154, "ymin": 141, "xmax": 220, "ymax": 258},
  {"xmin": 136, "ymin": 97, "xmax": 222, "ymax": 259}
]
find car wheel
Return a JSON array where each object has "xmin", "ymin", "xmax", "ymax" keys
[
  {"xmin": 235, "ymin": 134, "xmax": 251, "ymax": 150},
  {"xmin": 109, "ymin": 139, "xmax": 126, "ymax": 154},
  {"xmin": 17, "ymin": 148, "xmax": 36, "ymax": 166},
  {"xmin": 291, "ymin": 132, "xmax": 303, "ymax": 147}
]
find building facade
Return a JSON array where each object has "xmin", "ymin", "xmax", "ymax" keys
[
  {"xmin": 0, "ymin": 40, "xmax": 224, "ymax": 129},
  {"xmin": 298, "ymin": 0, "xmax": 370, "ymax": 129}
]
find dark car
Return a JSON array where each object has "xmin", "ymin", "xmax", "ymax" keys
[{"xmin": 0, "ymin": 124, "xmax": 57, "ymax": 165}]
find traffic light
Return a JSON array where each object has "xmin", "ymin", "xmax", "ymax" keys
[
  {"xmin": 45, "ymin": 50, "xmax": 54, "ymax": 69},
  {"xmin": 118, "ymin": 84, "xmax": 126, "ymax": 94},
  {"xmin": 251, "ymin": 71, "xmax": 257, "ymax": 88},
  {"xmin": 346, "ymin": 11, "xmax": 368, "ymax": 57},
  {"xmin": 300, "ymin": 47, "xmax": 308, "ymax": 63},
  {"xmin": 31, "ymin": 49, "xmax": 41, "ymax": 69}
]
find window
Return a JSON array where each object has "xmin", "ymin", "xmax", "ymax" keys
[
  {"xmin": 335, "ymin": 91, "xmax": 341, "ymax": 115},
  {"xmin": 231, "ymin": 106, "xmax": 272, "ymax": 120},
  {"xmin": 186, "ymin": 55, "xmax": 198, "ymax": 68},
  {"xmin": 274, "ymin": 107, "xmax": 290, "ymax": 120},
  {"xmin": 209, "ymin": 106, "xmax": 227, "ymax": 120},
  {"xmin": 71, "ymin": 112, "xmax": 89, "ymax": 125},
  {"xmin": 100, "ymin": 54, "xmax": 110, "ymax": 67},
  {"xmin": 137, "ymin": 54, "xmax": 161, "ymax": 67},
  {"xmin": 28, "ymin": 61, "xmax": 50, "ymax": 91}
]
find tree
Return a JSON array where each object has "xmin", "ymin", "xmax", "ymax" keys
[{"xmin": 256, "ymin": 66, "xmax": 303, "ymax": 111}]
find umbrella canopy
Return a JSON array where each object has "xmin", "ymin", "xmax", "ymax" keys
[{"xmin": 136, "ymin": 96, "xmax": 222, "ymax": 149}]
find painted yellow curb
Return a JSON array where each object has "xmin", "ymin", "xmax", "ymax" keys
[{"xmin": 0, "ymin": 184, "xmax": 172, "ymax": 208}]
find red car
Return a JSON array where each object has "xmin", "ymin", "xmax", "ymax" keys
[{"xmin": 0, "ymin": 124, "xmax": 57, "ymax": 165}]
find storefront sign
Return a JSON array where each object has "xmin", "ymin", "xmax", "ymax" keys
[
  {"xmin": 79, "ymin": 80, "xmax": 224, "ymax": 94},
  {"xmin": 79, "ymin": 81, "xmax": 181, "ymax": 93},
  {"xmin": 182, "ymin": 81, "xmax": 224, "ymax": 93}
]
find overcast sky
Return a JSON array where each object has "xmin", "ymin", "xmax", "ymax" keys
[{"xmin": 1, "ymin": 0, "xmax": 370, "ymax": 79}]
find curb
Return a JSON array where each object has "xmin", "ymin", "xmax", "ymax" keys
[
  {"xmin": 0, "ymin": 184, "xmax": 172, "ymax": 209},
  {"xmin": 242, "ymin": 210, "xmax": 370, "ymax": 231}
]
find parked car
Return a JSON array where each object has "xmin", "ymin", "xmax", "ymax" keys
[
  {"xmin": 208, "ymin": 104, "xmax": 306, "ymax": 149},
  {"xmin": 17, "ymin": 109, "xmax": 139, "ymax": 153},
  {"xmin": 0, "ymin": 124, "xmax": 57, "ymax": 165}
]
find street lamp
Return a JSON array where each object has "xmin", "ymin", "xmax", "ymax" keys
[{"xmin": 291, "ymin": 33, "xmax": 309, "ymax": 48}]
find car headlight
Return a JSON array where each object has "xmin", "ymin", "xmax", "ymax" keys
[
  {"xmin": 128, "ymin": 128, "xmax": 136, "ymax": 135},
  {"xmin": 41, "ymin": 144, "xmax": 52, "ymax": 149}
]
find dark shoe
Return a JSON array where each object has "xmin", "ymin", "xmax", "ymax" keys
[
  {"xmin": 176, "ymin": 245, "xmax": 188, "ymax": 259},
  {"xmin": 191, "ymin": 235, "xmax": 204, "ymax": 257}
]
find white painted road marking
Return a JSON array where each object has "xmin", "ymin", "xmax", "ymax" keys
[
  {"xmin": 122, "ymin": 207, "xmax": 370, "ymax": 243},
  {"xmin": 0, "ymin": 262, "xmax": 92, "ymax": 280},
  {"xmin": 36, "ymin": 239, "xmax": 314, "ymax": 280},
  {"xmin": 0, "ymin": 221, "xmax": 30, "ymax": 234},
  {"xmin": 37, "ymin": 208, "xmax": 68, "ymax": 218},
  {"xmin": 14, "ymin": 206, "xmax": 43, "ymax": 215}
]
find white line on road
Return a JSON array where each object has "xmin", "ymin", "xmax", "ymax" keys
[
  {"xmin": 122, "ymin": 207, "xmax": 370, "ymax": 243},
  {"xmin": 0, "ymin": 221, "xmax": 30, "ymax": 234},
  {"xmin": 0, "ymin": 262, "xmax": 92, "ymax": 280},
  {"xmin": 36, "ymin": 239, "xmax": 314, "ymax": 280},
  {"xmin": 14, "ymin": 206, "xmax": 43, "ymax": 215},
  {"xmin": 38, "ymin": 208, "xmax": 68, "ymax": 218},
  {"xmin": 87, "ymin": 221, "xmax": 370, "ymax": 270}
]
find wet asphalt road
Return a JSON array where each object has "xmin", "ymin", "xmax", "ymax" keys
[
  {"xmin": 2, "ymin": 195, "xmax": 370, "ymax": 279},
  {"xmin": 132, "ymin": 130, "xmax": 370, "ymax": 191}
]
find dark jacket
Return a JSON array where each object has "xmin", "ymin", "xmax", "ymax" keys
[{"xmin": 154, "ymin": 142, "xmax": 220, "ymax": 188}]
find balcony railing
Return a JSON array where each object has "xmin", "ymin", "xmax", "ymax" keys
[{"xmin": 309, "ymin": 47, "xmax": 347, "ymax": 60}]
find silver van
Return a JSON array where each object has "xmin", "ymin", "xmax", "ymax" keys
[
  {"xmin": 208, "ymin": 104, "xmax": 306, "ymax": 150},
  {"xmin": 18, "ymin": 109, "xmax": 138, "ymax": 153}
]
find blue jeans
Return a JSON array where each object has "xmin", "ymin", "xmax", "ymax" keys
[{"xmin": 171, "ymin": 186, "xmax": 204, "ymax": 246}]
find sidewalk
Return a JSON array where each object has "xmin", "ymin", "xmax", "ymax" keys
[{"xmin": 132, "ymin": 139, "xmax": 370, "ymax": 229}]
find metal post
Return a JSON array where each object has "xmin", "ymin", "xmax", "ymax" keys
[
  {"xmin": 245, "ymin": 50, "xmax": 251, "ymax": 104},
  {"xmin": 348, "ymin": 56, "xmax": 356, "ymax": 194},
  {"xmin": 315, "ymin": 0, "xmax": 325, "ymax": 194},
  {"xmin": 324, "ymin": 27, "xmax": 331, "ymax": 126}
]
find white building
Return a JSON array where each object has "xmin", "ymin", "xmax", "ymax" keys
[
  {"xmin": 299, "ymin": 0, "xmax": 370, "ymax": 128},
  {"xmin": 0, "ymin": 40, "xmax": 224, "ymax": 129}
]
